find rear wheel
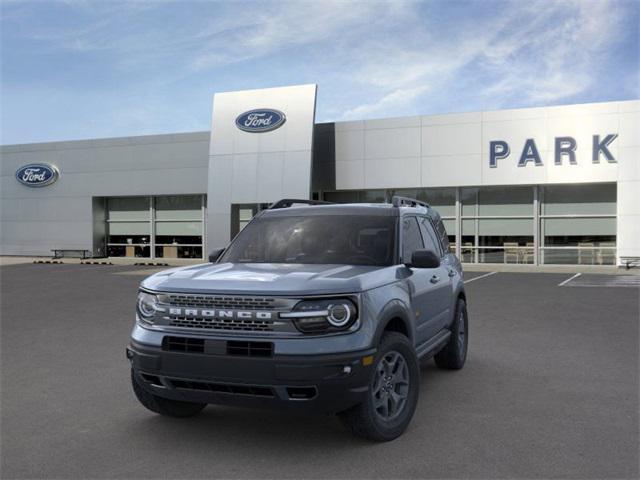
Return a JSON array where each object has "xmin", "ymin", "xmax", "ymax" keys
[
  {"xmin": 131, "ymin": 369, "xmax": 206, "ymax": 417},
  {"xmin": 434, "ymin": 298, "xmax": 468, "ymax": 370},
  {"xmin": 339, "ymin": 332, "xmax": 419, "ymax": 442}
]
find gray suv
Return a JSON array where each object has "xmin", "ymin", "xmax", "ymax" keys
[{"xmin": 128, "ymin": 196, "xmax": 468, "ymax": 441}]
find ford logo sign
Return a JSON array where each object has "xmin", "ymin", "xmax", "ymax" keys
[
  {"xmin": 235, "ymin": 109, "xmax": 286, "ymax": 133},
  {"xmin": 15, "ymin": 163, "xmax": 60, "ymax": 187}
]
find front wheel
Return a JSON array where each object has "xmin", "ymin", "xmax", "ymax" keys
[
  {"xmin": 434, "ymin": 298, "xmax": 468, "ymax": 370},
  {"xmin": 339, "ymin": 332, "xmax": 420, "ymax": 442}
]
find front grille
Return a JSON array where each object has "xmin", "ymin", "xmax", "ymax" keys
[
  {"xmin": 227, "ymin": 340, "xmax": 273, "ymax": 357},
  {"xmin": 165, "ymin": 294, "xmax": 277, "ymax": 310},
  {"xmin": 154, "ymin": 293, "xmax": 300, "ymax": 335},
  {"xmin": 168, "ymin": 378, "xmax": 275, "ymax": 397},
  {"xmin": 168, "ymin": 316, "xmax": 274, "ymax": 332}
]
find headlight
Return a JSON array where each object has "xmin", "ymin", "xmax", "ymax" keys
[
  {"xmin": 136, "ymin": 291, "xmax": 159, "ymax": 324},
  {"xmin": 281, "ymin": 298, "xmax": 358, "ymax": 334}
]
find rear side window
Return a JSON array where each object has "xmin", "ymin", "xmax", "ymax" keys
[
  {"xmin": 419, "ymin": 217, "xmax": 442, "ymax": 256},
  {"xmin": 402, "ymin": 217, "xmax": 424, "ymax": 264}
]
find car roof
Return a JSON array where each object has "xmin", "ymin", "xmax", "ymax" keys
[{"xmin": 259, "ymin": 202, "xmax": 436, "ymax": 218}]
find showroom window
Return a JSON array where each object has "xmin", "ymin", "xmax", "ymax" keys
[
  {"xmin": 391, "ymin": 188, "xmax": 456, "ymax": 250},
  {"xmin": 540, "ymin": 184, "xmax": 616, "ymax": 265},
  {"xmin": 106, "ymin": 197, "xmax": 151, "ymax": 258},
  {"xmin": 154, "ymin": 195, "xmax": 204, "ymax": 259},
  {"xmin": 460, "ymin": 186, "xmax": 534, "ymax": 264},
  {"xmin": 230, "ymin": 203, "xmax": 271, "ymax": 238},
  {"xmin": 318, "ymin": 183, "xmax": 616, "ymax": 265},
  {"xmin": 106, "ymin": 195, "xmax": 205, "ymax": 259},
  {"xmin": 324, "ymin": 188, "xmax": 456, "ymax": 248},
  {"xmin": 323, "ymin": 189, "xmax": 387, "ymax": 204}
]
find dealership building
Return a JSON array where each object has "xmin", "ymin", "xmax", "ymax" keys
[{"xmin": 1, "ymin": 84, "xmax": 638, "ymax": 266}]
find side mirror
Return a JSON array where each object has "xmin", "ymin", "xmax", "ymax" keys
[
  {"xmin": 409, "ymin": 249, "xmax": 440, "ymax": 269},
  {"xmin": 208, "ymin": 248, "xmax": 225, "ymax": 263}
]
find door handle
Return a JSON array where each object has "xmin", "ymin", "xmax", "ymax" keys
[{"xmin": 430, "ymin": 275, "xmax": 440, "ymax": 284}]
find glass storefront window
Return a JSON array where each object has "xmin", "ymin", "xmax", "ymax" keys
[
  {"xmin": 542, "ymin": 184, "xmax": 616, "ymax": 215},
  {"xmin": 318, "ymin": 184, "xmax": 616, "ymax": 265},
  {"xmin": 541, "ymin": 248, "xmax": 616, "ymax": 265},
  {"xmin": 324, "ymin": 190, "xmax": 386, "ymax": 203},
  {"xmin": 460, "ymin": 188, "xmax": 477, "ymax": 217},
  {"xmin": 360, "ymin": 190, "xmax": 386, "ymax": 203},
  {"xmin": 478, "ymin": 186, "xmax": 533, "ymax": 216},
  {"xmin": 106, "ymin": 195, "xmax": 204, "ymax": 259},
  {"xmin": 107, "ymin": 196, "xmax": 149, "ymax": 221},
  {"xmin": 239, "ymin": 208, "xmax": 254, "ymax": 231},
  {"xmin": 391, "ymin": 188, "xmax": 455, "ymax": 216},
  {"xmin": 155, "ymin": 195, "xmax": 202, "ymax": 220},
  {"xmin": 107, "ymin": 197, "xmax": 151, "ymax": 258},
  {"xmin": 541, "ymin": 217, "xmax": 615, "ymax": 265}
]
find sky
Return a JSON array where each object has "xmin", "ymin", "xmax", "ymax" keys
[{"xmin": 1, "ymin": 0, "xmax": 638, "ymax": 145}]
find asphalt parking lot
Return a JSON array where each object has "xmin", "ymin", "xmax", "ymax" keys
[{"xmin": 1, "ymin": 263, "xmax": 638, "ymax": 479}]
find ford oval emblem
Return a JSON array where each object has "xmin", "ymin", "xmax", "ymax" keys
[
  {"xmin": 15, "ymin": 163, "xmax": 60, "ymax": 187},
  {"xmin": 235, "ymin": 109, "xmax": 286, "ymax": 133}
]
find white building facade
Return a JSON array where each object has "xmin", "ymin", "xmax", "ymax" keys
[{"xmin": 1, "ymin": 84, "xmax": 638, "ymax": 266}]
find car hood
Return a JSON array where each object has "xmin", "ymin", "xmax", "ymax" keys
[{"xmin": 140, "ymin": 262, "xmax": 399, "ymax": 296}]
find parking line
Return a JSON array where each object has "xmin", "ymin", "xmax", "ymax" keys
[
  {"xmin": 558, "ymin": 272, "xmax": 581, "ymax": 287},
  {"xmin": 464, "ymin": 271, "xmax": 497, "ymax": 284}
]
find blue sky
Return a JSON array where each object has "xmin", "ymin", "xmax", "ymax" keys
[{"xmin": 1, "ymin": 0, "xmax": 638, "ymax": 144}]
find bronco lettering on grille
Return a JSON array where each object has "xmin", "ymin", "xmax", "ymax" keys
[{"xmin": 168, "ymin": 308, "xmax": 273, "ymax": 320}]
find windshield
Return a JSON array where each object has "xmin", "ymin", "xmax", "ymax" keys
[{"xmin": 220, "ymin": 215, "xmax": 397, "ymax": 266}]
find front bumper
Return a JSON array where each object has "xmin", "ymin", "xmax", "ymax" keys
[{"xmin": 128, "ymin": 339, "xmax": 376, "ymax": 414}]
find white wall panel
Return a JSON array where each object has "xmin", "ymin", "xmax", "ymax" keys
[
  {"xmin": 420, "ymin": 112, "xmax": 481, "ymax": 126},
  {"xmin": 0, "ymin": 132, "xmax": 209, "ymax": 256},
  {"xmin": 282, "ymin": 150, "xmax": 313, "ymax": 199},
  {"xmin": 422, "ymin": 123, "xmax": 480, "ymax": 156},
  {"xmin": 230, "ymin": 153, "xmax": 258, "ymax": 204},
  {"xmin": 206, "ymin": 84, "xmax": 317, "ymax": 249},
  {"xmin": 335, "ymin": 160, "xmax": 365, "ymax": 190},
  {"xmin": 364, "ymin": 127, "xmax": 420, "ymax": 159},
  {"xmin": 335, "ymin": 129, "xmax": 364, "ymax": 161},
  {"xmin": 619, "ymin": 112, "xmax": 640, "ymax": 147},
  {"xmin": 364, "ymin": 157, "xmax": 420, "ymax": 189},
  {"xmin": 422, "ymin": 154, "xmax": 481, "ymax": 187},
  {"xmin": 256, "ymin": 152, "xmax": 284, "ymax": 201}
]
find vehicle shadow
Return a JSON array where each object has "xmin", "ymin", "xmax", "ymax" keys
[{"xmin": 122, "ymin": 360, "xmax": 444, "ymax": 449}]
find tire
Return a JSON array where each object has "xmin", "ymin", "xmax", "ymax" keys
[
  {"xmin": 434, "ymin": 298, "xmax": 468, "ymax": 370},
  {"xmin": 131, "ymin": 369, "xmax": 206, "ymax": 417},
  {"xmin": 339, "ymin": 332, "xmax": 420, "ymax": 442}
]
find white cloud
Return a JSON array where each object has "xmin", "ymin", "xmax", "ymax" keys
[
  {"xmin": 1, "ymin": 0, "xmax": 635, "ymax": 143},
  {"xmin": 338, "ymin": 0, "xmax": 631, "ymax": 118},
  {"xmin": 342, "ymin": 85, "xmax": 429, "ymax": 119}
]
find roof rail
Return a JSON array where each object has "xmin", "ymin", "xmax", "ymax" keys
[
  {"xmin": 391, "ymin": 195, "xmax": 429, "ymax": 208},
  {"xmin": 269, "ymin": 198, "xmax": 333, "ymax": 209}
]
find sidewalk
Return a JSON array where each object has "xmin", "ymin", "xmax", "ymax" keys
[
  {"xmin": 462, "ymin": 263, "xmax": 640, "ymax": 275},
  {"xmin": 1, "ymin": 256, "xmax": 638, "ymax": 274},
  {"xmin": 0, "ymin": 256, "xmax": 204, "ymax": 267}
]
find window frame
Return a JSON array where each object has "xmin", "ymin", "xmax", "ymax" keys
[
  {"xmin": 418, "ymin": 216, "xmax": 444, "ymax": 257},
  {"xmin": 401, "ymin": 215, "xmax": 426, "ymax": 265}
]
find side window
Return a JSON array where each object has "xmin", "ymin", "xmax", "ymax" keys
[
  {"xmin": 419, "ymin": 217, "xmax": 442, "ymax": 256},
  {"xmin": 436, "ymin": 219, "xmax": 450, "ymax": 253},
  {"xmin": 402, "ymin": 217, "xmax": 424, "ymax": 264}
]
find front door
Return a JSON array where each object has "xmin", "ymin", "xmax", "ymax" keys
[{"xmin": 401, "ymin": 216, "xmax": 448, "ymax": 345}]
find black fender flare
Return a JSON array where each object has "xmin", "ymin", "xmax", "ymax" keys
[{"xmin": 372, "ymin": 299, "xmax": 414, "ymax": 346}]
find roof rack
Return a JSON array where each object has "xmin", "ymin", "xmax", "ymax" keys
[
  {"xmin": 269, "ymin": 198, "xmax": 333, "ymax": 209},
  {"xmin": 391, "ymin": 195, "xmax": 429, "ymax": 208}
]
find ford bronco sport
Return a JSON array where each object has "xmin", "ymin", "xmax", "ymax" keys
[{"xmin": 128, "ymin": 196, "xmax": 468, "ymax": 441}]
